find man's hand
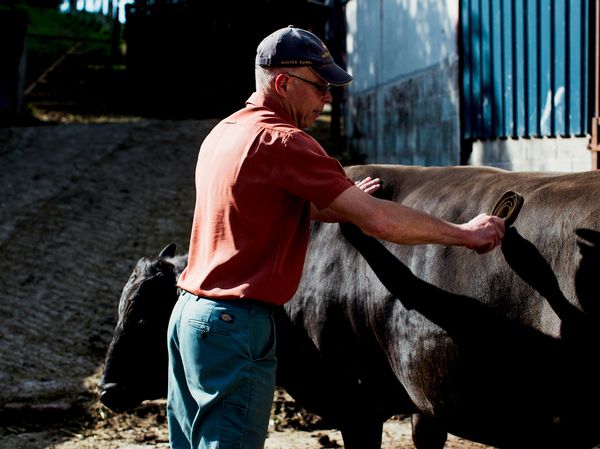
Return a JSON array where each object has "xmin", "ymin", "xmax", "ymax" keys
[
  {"xmin": 355, "ymin": 177, "xmax": 381, "ymax": 195},
  {"xmin": 460, "ymin": 213, "xmax": 506, "ymax": 254}
]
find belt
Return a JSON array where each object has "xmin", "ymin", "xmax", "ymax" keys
[{"xmin": 181, "ymin": 290, "xmax": 276, "ymax": 314}]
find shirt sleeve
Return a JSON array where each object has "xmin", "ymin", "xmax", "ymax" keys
[{"xmin": 273, "ymin": 131, "xmax": 355, "ymax": 210}]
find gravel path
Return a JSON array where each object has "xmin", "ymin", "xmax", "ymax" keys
[{"xmin": 0, "ymin": 119, "xmax": 213, "ymax": 410}]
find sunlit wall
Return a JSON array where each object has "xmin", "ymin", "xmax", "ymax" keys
[{"xmin": 345, "ymin": 0, "xmax": 461, "ymax": 165}]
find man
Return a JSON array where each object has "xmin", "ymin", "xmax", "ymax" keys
[{"xmin": 167, "ymin": 26, "xmax": 505, "ymax": 449}]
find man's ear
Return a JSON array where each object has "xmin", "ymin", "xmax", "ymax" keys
[{"xmin": 274, "ymin": 73, "xmax": 289, "ymax": 97}]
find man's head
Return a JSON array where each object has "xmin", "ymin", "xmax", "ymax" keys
[
  {"xmin": 255, "ymin": 26, "xmax": 352, "ymax": 129},
  {"xmin": 256, "ymin": 26, "xmax": 352, "ymax": 86}
]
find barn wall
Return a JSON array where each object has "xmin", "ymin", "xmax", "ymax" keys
[
  {"xmin": 345, "ymin": 0, "xmax": 461, "ymax": 165},
  {"xmin": 344, "ymin": 0, "xmax": 593, "ymax": 171},
  {"xmin": 461, "ymin": 0, "xmax": 592, "ymax": 171},
  {"xmin": 124, "ymin": 0, "xmax": 331, "ymax": 118}
]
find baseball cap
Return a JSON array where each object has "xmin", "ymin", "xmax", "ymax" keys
[{"xmin": 255, "ymin": 25, "xmax": 353, "ymax": 86}]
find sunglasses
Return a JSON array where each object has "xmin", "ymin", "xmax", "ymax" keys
[{"xmin": 285, "ymin": 72, "xmax": 331, "ymax": 95}]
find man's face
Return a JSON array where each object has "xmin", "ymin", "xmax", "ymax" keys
[{"xmin": 280, "ymin": 68, "xmax": 333, "ymax": 129}]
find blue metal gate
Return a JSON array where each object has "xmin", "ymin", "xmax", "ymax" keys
[{"xmin": 461, "ymin": 0, "xmax": 590, "ymax": 139}]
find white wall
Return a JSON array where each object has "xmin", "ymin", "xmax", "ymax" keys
[{"xmin": 469, "ymin": 138, "xmax": 592, "ymax": 172}]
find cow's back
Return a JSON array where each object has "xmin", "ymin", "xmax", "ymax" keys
[{"xmin": 285, "ymin": 164, "xmax": 600, "ymax": 448}]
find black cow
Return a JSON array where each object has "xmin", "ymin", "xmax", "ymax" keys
[
  {"xmin": 99, "ymin": 244, "xmax": 187, "ymax": 411},
  {"xmin": 99, "ymin": 164, "xmax": 600, "ymax": 449}
]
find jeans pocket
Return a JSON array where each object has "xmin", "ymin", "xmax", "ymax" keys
[
  {"xmin": 249, "ymin": 315, "xmax": 276, "ymax": 361},
  {"xmin": 186, "ymin": 301, "xmax": 231, "ymax": 337},
  {"xmin": 188, "ymin": 318, "xmax": 231, "ymax": 336}
]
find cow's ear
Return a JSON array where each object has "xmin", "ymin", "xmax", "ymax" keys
[{"xmin": 159, "ymin": 243, "xmax": 177, "ymax": 258}]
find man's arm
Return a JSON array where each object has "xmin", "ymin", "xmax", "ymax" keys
[
  {"xmin": 324, "ymin": 185, "xmax": 505, "ymax": 253},
  {"xmin": 311, "ymin": 177, "xmax": 381, "ymax": 222}
]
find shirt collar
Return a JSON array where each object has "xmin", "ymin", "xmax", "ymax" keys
[{"xmin": 245, "ymin": 91, "xmax": 297, "ymax": 127}]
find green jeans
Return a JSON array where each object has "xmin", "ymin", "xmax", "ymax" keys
[{"xmin": 167, "ymin": 290, "xmax": 277, "ymax": 449}]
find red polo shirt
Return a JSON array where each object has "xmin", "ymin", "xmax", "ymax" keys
[{"xmin": 177, "ymin": 92, "xmax": 354, "ymax": 305}]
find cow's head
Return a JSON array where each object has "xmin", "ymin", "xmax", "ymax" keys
[{"xmin": 98, "ymin": 243, "xmax": 186, "ymax": 411}]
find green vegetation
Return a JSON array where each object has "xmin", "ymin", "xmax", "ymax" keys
[
  {"xmin": 1, "ymin": 2, "xmax": 120, "ymax": 98},
  {"xmin": 1, "ymin": 3, "xmax": 112, "ymax": 42},
  {"xmin": 0, "ymin": 2, "xmax": 126, "ymax": 121}
]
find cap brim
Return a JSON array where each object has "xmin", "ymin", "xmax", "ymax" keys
[{"xmin": 310, "ymin": 63, "xmax": 353, "ymax": 86}]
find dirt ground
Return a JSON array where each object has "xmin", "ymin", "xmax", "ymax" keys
[
  {"xmin": 0, "ymin": 114, "xmax": 493, "ymax": 449},
  {"xmin": 0, "ymin": 393, "xmax": 490, "ymax": 449}
]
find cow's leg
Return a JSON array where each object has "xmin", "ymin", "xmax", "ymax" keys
[
  {"xmin": 340, "ymin": 418, "xmax": 383, "ymax": 449},
  {"xmin": 411, "ymin": 413, "xmax": 447, "ymax": 449}
]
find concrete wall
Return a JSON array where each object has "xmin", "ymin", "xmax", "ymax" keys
[
  {"xmin": 345, "ymin": 0, "xmax": 461, "ymax": 165},
  {"xmin": 468, "ymin": 137, "xmax": 593, "ymax": 172}
]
